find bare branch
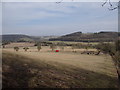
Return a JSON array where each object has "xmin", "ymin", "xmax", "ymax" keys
[
  {"xmin": 56, "ymin": 0, "xmax": 74, "ymax": 4},
  {"xmin": 108, "ymin": 6, "xmax": 118, "ymax": 10},
  {"xmin": 102, "ymin": 0, "xmax": 120, "ymax": 10},
  {"xmin": 109, "ymin": 0, "xmax": 113, "ymax": 7},
  {"xmin": 56, "ymin": 0, "xmax": 63, "ymax": 4},
  {"xmin": 102, "ymin": 0, "xmax": 108, "ymax": 7}
]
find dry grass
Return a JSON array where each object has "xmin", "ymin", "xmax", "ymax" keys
[
  {"xmin": 3, "ymin": 47, "xmax": 117, "ymax": 77},
  {"xmin": 2, "ymin": 51, "xmax": 118, "ymax": 88},
  {"xmin": 5, "ymin": 42, "xmax": 35, "ymax": 48},
  {"xmin": 2, "ymin": 45, "xmax": 119, "ymax": 88}
]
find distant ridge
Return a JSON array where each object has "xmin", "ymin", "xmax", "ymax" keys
[
  {"xmin": 2, "ymin": 31, "xmax": 120, "ymax": 42},
  {"xmin": 1, "ymin": 34, "xmax": 59, "ymax": 42},
  {"xmin": 49, "ymin": 31, "xmax": 120, "ymax": 42},
  {"xmin": 1, "ymin": 34, "xmax": 33, "ymax": 42}
]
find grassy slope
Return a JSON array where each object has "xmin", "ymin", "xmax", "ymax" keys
[{"xmin": 2, "ymin": 51, "xmax": 118, "ymax": 88}]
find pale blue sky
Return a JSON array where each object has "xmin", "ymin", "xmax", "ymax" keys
[{"xmin": 2, "ymin": 2, "xmax": 118, "ymax": 36}]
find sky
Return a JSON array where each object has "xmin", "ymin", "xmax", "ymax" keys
[{"xmin": 2, "ymin": 2, "xmax": 118, "ymax": 36}]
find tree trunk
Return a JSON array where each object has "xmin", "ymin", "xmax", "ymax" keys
[
  {"xmin": 116, "ymin": 66, "xmax": 120, "ymax": 81},
  {"xmin": 110, "ymin": 55, "xmax": 120, "ymax": 87}
]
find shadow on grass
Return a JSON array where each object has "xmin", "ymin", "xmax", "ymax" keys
[{"xmin": 2, "ymin": 51, "xmax": 119, "ymax": 88}]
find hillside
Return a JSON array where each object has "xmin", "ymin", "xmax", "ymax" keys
[
  {"xmin": 2, "ymin": 31, "xmax": 120, "ymax": 43},
  {"xmin": 49, "ymin": 31, "xmax": 120, "ymax": 42},
  {"xmin": 2, "ymin": 34, "xmax": 59, "ymax": 43},
  {"xmin": 2, "ymin": 50, "xmax": 118, "ymax": 88},
  {"xmin": 2, "ymin": 34, "xmax": 35, "ymax": 42},
  {"xmin": 2, "ymin": 34, "xmax": 48, "ymax": 42}
]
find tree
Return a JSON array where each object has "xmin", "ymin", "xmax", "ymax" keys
[
  {"xmin": 2, "ymin": 42, "xmax": 10, "ymax": 48},
  {"xmin": 96, "ymin": 40, "xmax": 120, "ymax": 80},
  {"xmin": 84, "ymin": 45, "xmax": 89, "ymax": 51},
  {"xmin": 71, "ymin": 44, "xmax": 77, "ymax": 52},
  {"xmin": 102, "ymin": 0, "xmax": 120, "ymax": 10},
  {"xmin": 50, "ymin": 43, "xmax": 56, "ymax": 51},
  {"xmin": 14, "ymin": 47, "xmax": 19, "ymax": 52},
  {"xmin": 23, "ymin": 47, "xmax": 29, "ymax": 52},
  {"xmin": 58, "ymin": 42, "xmax": 65, "ymax": 51},
  {"xmin": 115, "ymin": 40, "xmax": 120, "ymax": 51},
  {"xmin": 37, "ymin": 43, "xmax": 42, "ymax": 51},
  {"xmin": 113, "ymin": 40, "xmax": 120, "ymax": 79},
  {"xmin": 2, "ymin": 45, "xmax": 5, "ymax": 48},
  {"xmin": 56, "ymin": 0, "xmax": 120, "ymax": 10}
]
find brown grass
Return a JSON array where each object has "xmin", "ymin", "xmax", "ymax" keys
[
  {"xmin": 3, "ymin": 47, "xmax": 117, "ymax": 77},
  {"xmin": 5, "ymin": 42, "xmax": 35, "ymax": 48},
  {"xmin": 2, "ymin": 51, "xmax": 118, "ymax": 88},
  {"xmin": 2, "ymin": 44, "xmax": 119, "ymax": 88}
]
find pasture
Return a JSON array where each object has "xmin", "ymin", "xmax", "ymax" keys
[{"xmin": 2, "ymin": 42, "xmax": 119, "ymax": 88}]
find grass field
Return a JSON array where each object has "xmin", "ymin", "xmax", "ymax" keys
[{"xmin": 2, "ymin": 45, "xmax": 119, "ymax": 88}]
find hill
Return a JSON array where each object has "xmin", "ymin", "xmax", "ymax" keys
[
  {"xmin": 2, "ymin": 34, "xmax": 50, "ymax": 42},
  {"xmin": 2, "ymin": 31, "xmax": 120, "ymax": 43},
  {"xmin": 49, "ymin": 31, "xmax": 120, "ymax": 42},
  {"xmin": 1, "ymin": 34, "xmax": 59, "ymax": 43},
  {"xmin": 2, "ymin": 34, "xmax": 35, "ymax": 42}
]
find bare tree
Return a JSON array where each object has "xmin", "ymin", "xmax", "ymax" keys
[
  {"xmin": 23, "ymin": 47, "xmax": 29, "ymax": 52},
  {"xmin": 58, "ymin": 42, "xmax": 65, "ymax": 51},
  {"xmin": 37, "ymin": 43, "xmax": 42, "ymax": 52},
  {"xmin": 50, "ymin": 43, "xmax": 57, "ymax": 51},
  {"xmin": 96, "ymin": 40, "xmax": 120, "ymax": 81},
  {"xmin": 71, "ymin": 44, "xmax": 77, "ymax": 52},
  {"xmin": 2, "ymin": 45, "xmax": 5, "ymax": 48},
  {"xmin": 14, "ymin": 47, "xmax": 19, "ymax": 52},
  {"xmin": 56, "ymin": 0, "xmax": 120, "ymax": 10},
  {"xmin": 102, "ymin": 0, "xmax": 120, "ymax": 10}
]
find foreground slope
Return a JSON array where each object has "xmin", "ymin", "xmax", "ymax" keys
[{"xmin": 2, "ymin": 50, "xmax": 118, "ymax": 88}]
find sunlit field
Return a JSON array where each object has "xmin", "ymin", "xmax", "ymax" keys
[{"xmin": 2, "ymin": 42, "xmax": 118, "ymax": 88}]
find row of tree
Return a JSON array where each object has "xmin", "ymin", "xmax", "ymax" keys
[{"xmin": 14, "ymin": 47, "xmax": 29, "ymax": 52}]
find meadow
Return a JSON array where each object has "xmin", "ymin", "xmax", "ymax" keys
[{"xmin": 2, "ymin": 42, "xmax": 119, "ymax": 88}]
